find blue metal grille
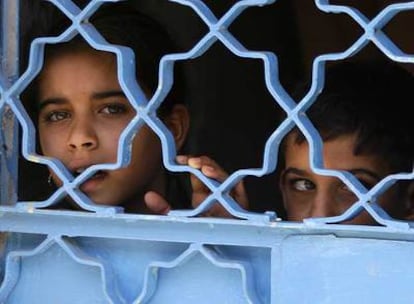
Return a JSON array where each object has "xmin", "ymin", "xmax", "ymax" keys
[{"xmin": 0, "ymin": 0, "xmax": 413, "ymax": 303}]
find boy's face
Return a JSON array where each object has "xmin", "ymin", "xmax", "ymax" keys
[
  {"xmin": 37, "ymin": 49, "xmax": 165, "ymax": 212},
  {"xmin": 280, "ymin": 133, "xmax": 400, "ymax": 224}
]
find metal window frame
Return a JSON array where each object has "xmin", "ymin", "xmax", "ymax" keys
[{"xmin": 0, "ymin": 1, "xmax": 413, "ymax": 303}]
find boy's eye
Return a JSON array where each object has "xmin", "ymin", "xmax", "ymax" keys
[
  {"xmin": 45, "ymin": 111, "xmax": 70, "ymax": 122},
  {"xmin": 339, "ymin": 183, "xmax": 357, "ymax": 197},
  {"xmin": 291, "ymin": 179, "xmax": 315, "ymax": 191},
  {"xmin": 101, "ymin": 104, "xmax": 127, "ymax": 115},
  {"xmin": 340, "ymin": 179, "xmax": 373, "ymax": 193},
  {"xmin": 358, "ymin": 179, "xmax": 374, "ymax": 190}
]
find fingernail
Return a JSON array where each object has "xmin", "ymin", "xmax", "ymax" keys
[
  {"xmin": 176, "ymin": 155, "xmax": 188, "ymax": 164},
  {"xmin": 203, "ymin": 165, "xmax": 215, "ymax": 174},
  {"xmin": 188, "ymin": 157, "xmax": 201, "ymax": 168}
]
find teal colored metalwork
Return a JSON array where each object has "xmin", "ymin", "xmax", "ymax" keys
[{"xmin": 0, "ymin": 0, "xmax": 413, "ymax": 303}]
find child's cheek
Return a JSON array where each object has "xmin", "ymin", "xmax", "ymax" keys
[
  {"xmin": 285, "ymin": 192, "xmax": 308, "ymax": 215},
  {"xmin": 38, "ymin": 132, "xmax": 54, "ymax": 156},
  {"xmin": 336, "ymin": 192, "xmax": 358, "ymax": 212}
]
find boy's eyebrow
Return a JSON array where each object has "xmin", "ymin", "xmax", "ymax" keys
[
  {"xmin": 281, "ymin": 167, "xmax": 382, "ymax": 181},
  {"xmin": 280, "ymin": 167, "xmax": 307, "ymax": 180},
  {"xmin": 347, "ymin": 169, "xmax": 382, "ymax": 181}
]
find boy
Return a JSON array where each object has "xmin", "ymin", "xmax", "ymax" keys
[{"xmin": 279, "ymin": 60, "xmax": 414, "ymax": 224}]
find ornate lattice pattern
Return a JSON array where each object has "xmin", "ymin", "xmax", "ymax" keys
[{"xmin": 0, "ymin": 1, "xmax": 413, "ymax": 303}]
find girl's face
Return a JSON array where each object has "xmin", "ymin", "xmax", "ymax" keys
[
  {"xmin": 280, "ymin": 133, "xmax": 402, "ymax": 224},
  {"xmin": 37, "ymin": 48, "xmax": 165, "ymax": 212}
]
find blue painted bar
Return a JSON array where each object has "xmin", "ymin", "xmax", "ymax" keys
[{"xmin": 0, "ymin": 0, "xmax": 19, "ymax": 206}]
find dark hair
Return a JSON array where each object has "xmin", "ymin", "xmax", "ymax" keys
[
  {"xmin": 24, "ymin": 2, "xmax": 184, "ymax": 119},
  {"xmin": 285, "ymin": 60, "xmax": 414, "ymax": 174}
]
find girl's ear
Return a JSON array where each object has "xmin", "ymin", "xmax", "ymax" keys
[{"xmin": 163, "ymin": 104, "xmax": 190, "ymax": 151}]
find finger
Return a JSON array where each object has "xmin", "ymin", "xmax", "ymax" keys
[
  {"xmin": 200, "ymin": 165, "xmax": 228, "ymax": 182},
  {"xmin": 175, "ymin": 154, "xmax": 189, "ymax": 165},
  {"xmin": 187, "ymin": 156, "xmax": 233, "ymax": 209},
  {"xmin": 177, "ymin": 155, "xmax": 228, "ymax": 182},
  {"xmin": 177, "ymin": 155, "xmax": 249, "ymax": 215},
  {"xmin": 191, "ymin": 189, "xmax": 212, "ymax": 208},
  {"xmin": 200, "ymin": 201, "xmax": 243, "ymax": 218},
  {"xmin": 204, "ymin": 203, "xmax": 232, "ymax": 218},
  {"xmin": 198, "ymin": 181, "xmax": 249, "ymax": 217},
  {"xmin": 190, "ymin": 156, "xmax": 229, "ymax": 182},
  {"xmin": 144, "ymin": 191, "xmax": 171, "ymax": 215},
  {"xmin": 232, "ymin": 181, "xmax": 249, "ymax": 210}
]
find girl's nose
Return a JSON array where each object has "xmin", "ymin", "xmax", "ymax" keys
[{"xmin": 67, "ymin": 118, "xmax": 98, "ymax": 151}]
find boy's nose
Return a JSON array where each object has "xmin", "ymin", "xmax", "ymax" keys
[
  {"xmin": 67, "ymin": 118, "xmax": 98, "ymax": 151},
  {"xmin": 309, "ymin": 191, "xmax": 337, "ymax": 218}
]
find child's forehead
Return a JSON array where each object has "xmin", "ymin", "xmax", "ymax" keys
[
  {"xmin": 283, "ymin": 133, "xmax": 392, "ymax": 175},
  {"xmin": 47, "ymin": 44, "xmax": 116, "ymax": 63},
  {"xmin": 285, "ymin": 132, "xmax": 360, "ymax": 155},
  {"xmin": 42, "ymin": 39, "xmax": 112, "ymax": 69},
  {"xmin": 37, "ymin": 48, "xmax": 121, "ymax": 97},
  {"xmin": 285, "ymin": 128, "xmax": 357, "ymax": 146},
  {"xmin": 40, "ymin": 47, "xmax": 117, "ymax": 82}
]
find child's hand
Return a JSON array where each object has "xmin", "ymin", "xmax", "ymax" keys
[
  {"xmin": 144, "ymin": 191, "xmax": 171, "ymax": 215},
  {"xmin": 176, "ymin": 155, "xmax": 249, "ymax": 217},
  {"xmin": 144, "ymin": 155, "xmax": 249, "ymax": 217}
]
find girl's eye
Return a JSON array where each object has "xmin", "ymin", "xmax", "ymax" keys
[
  {"xmin": 101, "ymin": 104, "xmax": 127, "ymax": 115},
  {"xmin": 45, "ymin": 111, "xmax": 70, "ymax": 122},
  {"xmin": 290, "ymin": 179, "xmax": 315, "ymax": 191}
]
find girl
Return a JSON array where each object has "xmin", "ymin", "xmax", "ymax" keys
[{"xmin": 25, "ymin": 2, "xmax": 248, "ymax": 215}]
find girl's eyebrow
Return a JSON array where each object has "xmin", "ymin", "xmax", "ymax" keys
[
  {"xmin": 38, "ymin": 98, "xmax": 66, "ymax": 111},
  {"xmin": 91, "ymin": 90, "xmax": 126, "ymax": 100},
  {"xmin": 38, "ymin": 90, "xmax": 127, "ymax": 111}
]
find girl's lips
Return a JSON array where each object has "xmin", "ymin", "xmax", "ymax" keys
[{"xmin": 79, "ymin": 170, "xmax": 107, "ymax": 193}]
